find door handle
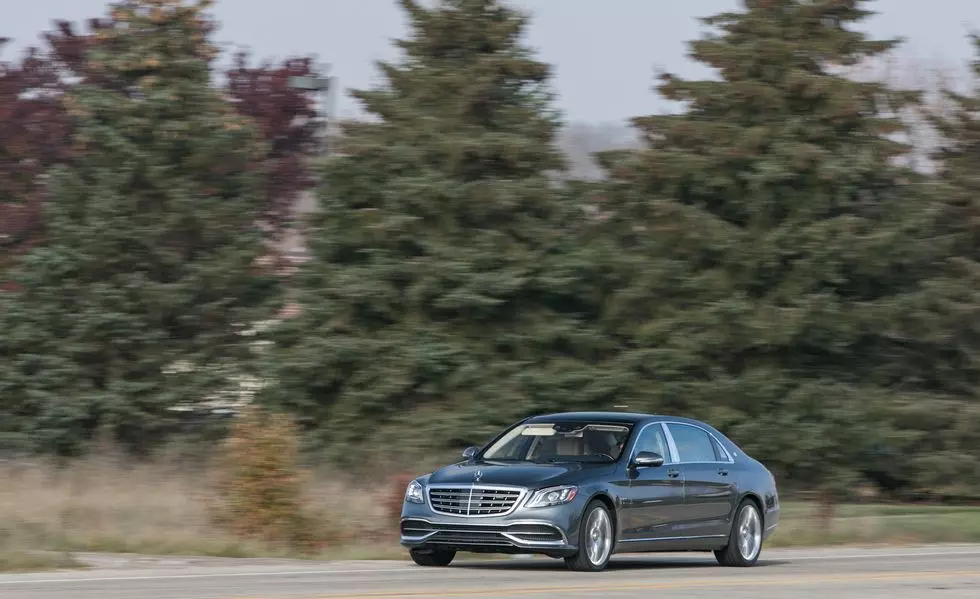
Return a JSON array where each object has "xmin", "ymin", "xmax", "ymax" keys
[
  {"xmin": 717, "ymin": 468, "xmax": 729, "ymax": 476},
  {"xmin": 667, "ymin": 468, "xmax": 680, "ymax": 479}
]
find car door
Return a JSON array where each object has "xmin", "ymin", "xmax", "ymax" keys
[
  {"xmin": 618, "ymin": 422, "xmax": 685, "ymax": 548},
  {"xmin": 665, "ymin": 422, "xmax": 738, "ymax": 539}
]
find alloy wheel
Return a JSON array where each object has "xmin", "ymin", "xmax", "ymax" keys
[
  {"xmin": 736, "ymin": 503, "xmax": 762, "ymax": 562},
  {"xmin": 585, "ymin": 505, "xmax": 613, "ymax": 566}
]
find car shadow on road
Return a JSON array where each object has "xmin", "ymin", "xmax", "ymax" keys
[{"xmin": 454, "ymin": 557, "xmax": 789, "ymax": 571}]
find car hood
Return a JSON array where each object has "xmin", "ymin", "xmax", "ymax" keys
[{"xmin": 427, "ymin": 461, "xmax": 610, "ymax": 488}]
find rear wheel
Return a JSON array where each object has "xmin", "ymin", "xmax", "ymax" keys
[
  {"xmin": 565, "ymin": 500, "xmax": 614, "ymax": 572},
  {"xmin": 715, "ymin": 499, "xmax": 763, "ymax": 567},
  {"xmin": 410, "ymin": 548, "xmax": 456, "ymax": 567}
]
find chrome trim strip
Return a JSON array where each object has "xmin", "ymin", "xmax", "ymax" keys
[
  {"xmin": 501, "ymin": 532, "xmax": 567, "ymax": 547},
  {"xmin": 619, "ymin": 534, "xmax": 726, "ymax": 543},
  {"xmin": 400, "ymin": 530, "xmax": 439, "ymax": 543},
  {"xmin": 403, "ymin": 517, "xmax": 564, "ymax": 530},
  {"xmin": 425, "ymin": 484, "xmax": 528, "ymax": 518}
]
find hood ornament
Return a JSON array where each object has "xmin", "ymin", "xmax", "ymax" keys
[{"xmin": 474, "ymin": 470, "xmax": 483, "ymax": 483}]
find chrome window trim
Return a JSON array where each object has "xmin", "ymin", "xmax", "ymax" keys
[
  {"xmin": 425, "ymin": 484, "xmax": 528, "ymax": 518},
  {"xmin": 660, "ymin": 421, "xmax": 680, "ymax": 464},
  {"xmin": 661, "ymin": 421, "xmax": 736, "ymax": 465}
]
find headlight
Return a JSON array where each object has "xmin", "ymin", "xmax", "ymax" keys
[
  {"xmin": 405, "ymin": 480, "xmax": 424, "ymax": 504},
  {"xmin": 525, "ymin": 485, "xmax": 578, "ymax": 508}
]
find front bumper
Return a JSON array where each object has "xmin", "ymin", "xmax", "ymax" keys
[
  {"xmin": 399, "ymin": 492, "xmax": 585, "ymax": 556},
  {"xmin": 400, "ymin": 517, "xmax": 576, "ymax": 555}
]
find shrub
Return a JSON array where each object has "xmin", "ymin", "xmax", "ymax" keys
[{"xmin": 211, "ymin": 406, "xmax": 321, "ymax": 554}]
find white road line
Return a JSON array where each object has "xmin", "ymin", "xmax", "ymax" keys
[
  {"xmin": 2, "ymin": 548, "xmax": 979, "ymax": 586},
  {"xmin": 0, "ymin": 567, "xmax": 422, "ymax": 585},
  {"xmin": 778, "ymin": 549, "xmax": 980, "ymax": 561}
]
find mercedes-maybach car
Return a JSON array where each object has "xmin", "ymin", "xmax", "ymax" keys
[{"xmin": 400, "ymin": 411, "xmax": 780, "ymax": 571}]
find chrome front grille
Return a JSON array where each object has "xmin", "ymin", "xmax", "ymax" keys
[{"xmin": 427, "ymin": 485, "xmax": 524, "ymax": 517}]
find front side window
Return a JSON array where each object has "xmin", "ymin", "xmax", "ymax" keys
[
  {"xmin": 666, "ymin": 423, "xmax": 720, "ymax": 463},
  {"xmin": 631, "ymin": 424, "xmax": 671, "ymax": 462},
  {"xmin": 481, "ymin": 422, "xmax": 632, "ymax": 464}
]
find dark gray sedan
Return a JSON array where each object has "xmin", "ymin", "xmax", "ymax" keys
[{"xmin": 400, "ymin": 411, "xmax": 780, "ymax": 571}]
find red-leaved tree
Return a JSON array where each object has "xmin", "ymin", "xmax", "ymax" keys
[
  {"xmin": 2, "ymin": 12, "xmax": 323, "ymax": 287},
  {"xmin": 44, "ymin": 19, "xmax": 323, "ymax": 252},
  {"xmin": 0, "ymin": 39, "xmax": 70, "ymax": 288},
  {"xmin": 226, "ymin": 50, "xmax": 321, "ymax": 246}
]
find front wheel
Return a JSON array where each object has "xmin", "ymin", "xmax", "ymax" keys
[
  {"xmin": 565, "ymin": 500, "xmax": 614, "ymax": 572},
  {"xmin": 410, "ymin": 548, "xmax": 456, "ymax": 567},
  {"xmin": 715, "ymin": 499, "xmax": 763, "ymax": 567}
]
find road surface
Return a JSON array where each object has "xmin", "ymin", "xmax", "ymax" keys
[{"xmin": 2, "ymin": 545, "xmax": 979, "ymax": 599}]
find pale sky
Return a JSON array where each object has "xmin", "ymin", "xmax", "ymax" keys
[{"xmin": 4, "ymin": 1, "xmax": 978, "ymax": 124}]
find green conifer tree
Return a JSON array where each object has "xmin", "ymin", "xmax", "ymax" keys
[
  {"xmin": 595, "ymin": 0, "xmax": 939, "ymax": 509},
  {"xmin": 0, "ymin": 0, "xmax": 278, "ymax": 455},
  {"xmin": 260, "ymin": 0, "xmax": 615, "ymax": 458},
  {"xmin": 894, "ymin": 34, "xmax": 980, "ymax": 498}
]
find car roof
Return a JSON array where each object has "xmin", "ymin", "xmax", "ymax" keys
[
  {"xmin": 525, "ymin": 411, "xmax": 654, "ymax": 425},
  {"xmin": 524, "ymin": 411, "xmax": 714, "ymax": 428}
]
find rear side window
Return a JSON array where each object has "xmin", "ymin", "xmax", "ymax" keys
[
  {"xmin": 709, "ymin": 435, "xmax": 730, "ymax": 461},
  {"xmin": 666, "ymin": 423, "xmax": 718, "ymax": 463}
]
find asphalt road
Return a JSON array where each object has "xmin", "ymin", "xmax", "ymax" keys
[{"xmin": 3, "ymin": 545, "xmax": 979, "ymax": 599}]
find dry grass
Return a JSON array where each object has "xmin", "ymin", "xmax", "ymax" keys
[
  {"xmin": 769, "ymin": 501, "xmax": 980, "ymax": 548},
  {"xmin": 0, "ymin": 550, "xmax": 82, "ymax": 573},
  {"xmin": 2, "ymin": 454, "xmax": 979, "ymax": 570},
  {"xmin": 0, "ymin": 454, "xmax": 396, "ymax": 562}
]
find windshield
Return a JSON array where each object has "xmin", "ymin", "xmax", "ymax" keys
[{"xmin": 481, "ymin": 422, "xmax": 632, "ymax": 463}]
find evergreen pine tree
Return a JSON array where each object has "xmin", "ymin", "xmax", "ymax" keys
[
  {"xmin": 898, "ymin": 34, "xmax": 980, "ymax": 497},
  {"xmin": 261, "ymin": 0, "xmax": 616, "ymax": 458},
  {"xmin": 0, "ymin": 0, "xmax": 278, "ymax": 455},
  {"xmin": 594, "ymin": 0, "xmax": 939, "ymax": 507}
]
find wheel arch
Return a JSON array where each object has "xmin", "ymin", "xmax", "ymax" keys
[
  {"xmin": 738, "ymin": 491, "xmax": 765, "ymax": 529},
  {"xmin": 587, "ymin": 491, "xmax": 618, "ymax": 539}
]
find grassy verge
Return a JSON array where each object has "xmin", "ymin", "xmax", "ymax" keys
[
  {"xmin": 0, "ymin": 550, "xmax": 83, "ymax": 573},
  {"xmin": 769, "ymin": 501, "xmax": 980, "ymax": 547},
  {"xmin": 2, "ymin": 456, "xmax": 979, "ymax": 568}
]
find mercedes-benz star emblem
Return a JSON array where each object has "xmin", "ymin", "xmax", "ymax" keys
[{"xmin": 474, "ymin": 470, "xmax": 483, "ymax": 482}]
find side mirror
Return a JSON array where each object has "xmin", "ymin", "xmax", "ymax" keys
[
  {"xmin": 632, "ymin": 451, "xmax": 664, "ymax": 469},
  {"xmin": 461, "ymin": 446, "xmax": 478, "ymax": 460}
]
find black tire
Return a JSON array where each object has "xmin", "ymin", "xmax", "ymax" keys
[
  {"xmin": 715, "ymin": 499, "xmax": 763, "ymax": 567},
  {"xmin": 564, "ymin": 500, "xmax": 614, "ymax": 572},
  {"xmin": 410, "ymin": 548, "xmax": 456, "ymax": 567}
]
